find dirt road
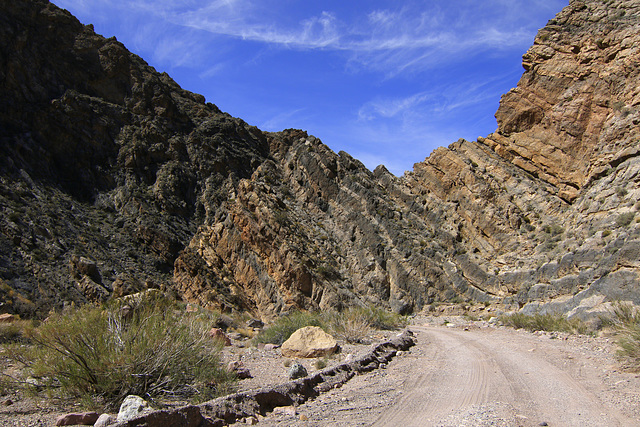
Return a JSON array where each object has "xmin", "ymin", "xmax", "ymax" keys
[{"xmin": 258, "ymin": 320, "xmax": 640, "ymax": 426}]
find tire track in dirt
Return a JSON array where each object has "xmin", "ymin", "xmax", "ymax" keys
[
  {"xmin": 252, "ymin": 321, "xmax": 640, "ymax": 426},
  {"xmin": 374, "ymin": 326, "xmax": 634, "ymax": 426}
]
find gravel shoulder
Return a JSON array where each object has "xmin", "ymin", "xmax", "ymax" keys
[{"xmin": 249, "ymin": 316, "xmax": 640, "ymax": 426}]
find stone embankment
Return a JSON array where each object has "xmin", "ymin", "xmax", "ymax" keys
[{"xmin": 108, "ymin": 331, "xmax": 414, "ymax": 427}]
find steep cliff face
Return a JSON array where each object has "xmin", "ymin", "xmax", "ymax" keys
[
  {"xmin": 406, "ymin": 0, "xmax": 640, "ymax": 317},
  {"xmin": 0, "ymin": 0, "xmax": 638, "ymax": 320},
  {"xmin": 0, "ymin": 0, "xmax": 270, "ymax": 315}
]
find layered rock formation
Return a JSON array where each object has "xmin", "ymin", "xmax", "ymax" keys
[{"xmin": 0, "ymin": 0, "xmax": 638, "ymax": 320}]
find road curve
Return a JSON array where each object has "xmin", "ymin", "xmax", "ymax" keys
[
  {"xmin": 254, "ymin": 322, "xmax": 640, "ymax": 426},
  {"xmin": 373, "ymin": 325, "xmax": 635, "ymax": 426}
]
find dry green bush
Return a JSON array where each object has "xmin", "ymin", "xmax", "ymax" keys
[
  {"xmin": 326, "ymin": 308, "xmax": 372, "ymax": 344},
  {"xmin": 254, "ymin": 306, "xmax": 406, "ymax": 345},
  {"xmin": 253, "ymin": 311, "xmax": 323, "ymax": 345},
  {"xmin": 13, "ymin": 295, "xmax": 235, "ymax": 410},
  {"xmin": 499, "ymin": 312, "xmax": 589, "ymax": 334},
  {"xmin": 357, "ymin": 306, "xmax": 408, "ymax": 330},
  {"xmin": 602, "ymin": 301, "xmax": 640, "ymax": 370},
  {"xmin": 0, "ymin": 319, "xmax": 34, "ymax": 344}
]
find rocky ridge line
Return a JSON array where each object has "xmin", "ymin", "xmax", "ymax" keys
[{"xmin": 0, "ymin": 0, "xmax": 638, "ymax": 320}]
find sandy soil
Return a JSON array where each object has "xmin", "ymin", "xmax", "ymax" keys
[{"xmin": 249, "ymin": 317, "xmax": 640, "ymax": 426}]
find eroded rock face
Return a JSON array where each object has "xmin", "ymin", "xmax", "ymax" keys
[
  {"xmin": 405, "ymin": 0, "xmax": 640, "ymax": 313},
  {"xmin": 0, "ymin": 0, "xmax": 638, "ymax": 319}
]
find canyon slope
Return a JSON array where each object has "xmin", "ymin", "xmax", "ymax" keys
[{"xmin": 0, "ymin": 0, "xmax": 638, "ymax": 320}]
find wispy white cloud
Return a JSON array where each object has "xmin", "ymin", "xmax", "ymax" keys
[
  {"xmin": 358, "ymin": 69, "xmax": 517, "ymax": 124},
  {"xmin": 52, "ymin": 0, "xmax": 568, "ymax": 176},
  {"xmin": 55, "ymin": 0, "xmax": 566, "ymax": 75}
]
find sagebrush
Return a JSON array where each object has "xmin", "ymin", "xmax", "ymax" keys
[
  {"xmin": 254, "ymin": 306, "xmax": 407, "ymax": 345},
  {"xmin": 499, "ymin": 312, "xmax": 589, "ymax": 334},
  {"xmin": 14, "ymin": 295, "xmax": 235, "ymax": 409},
  {"xmin": 603, "ymin": 301, "xmax": 640, "ymax": 370}
]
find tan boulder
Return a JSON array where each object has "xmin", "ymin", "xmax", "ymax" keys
[
  {"xmin": 209, "ymin": 328, "xmax": 232, "ymax": 346},
  {"xmin": 281, "ymin": 326, "xmax": 338, "ymax": 358}
]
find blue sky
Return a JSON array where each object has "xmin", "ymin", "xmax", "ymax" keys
[{"xmin": 53, "ymin": 0, "xmax": 568, "ymax": 175}]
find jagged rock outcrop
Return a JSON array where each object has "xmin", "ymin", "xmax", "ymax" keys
[
  {"xmin": 0, "ymin": 0, "xmax": 638, "ymax": 320},
  {"xmin": 405, "ymin": 0, "xmax": 640, "ymax": 316}
]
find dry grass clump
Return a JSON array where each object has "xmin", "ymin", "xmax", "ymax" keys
[
  {"xmin": 499, "ymin": 312, "xmax": 589, "ymax": 335},
  {"xmin": 253, "ymin": 311, "xmax": 323, "ymax": 345},
  {"xmin": 602, "ymin": 301, "xmax": 640, "ymax": 370},
  {"xmin": 326, "ymin": 308, "xmax": 372, "ymax": 344},
  {"xmin": 0, "ymin": 318, "xmax": 34, "ymax": 344},
  {"xmin": 6, "ymin": 294, "xmax": 235, "ymax": 410},
  {"xmin": 254, "ymin": 306, "xmax": 407, "ymax": 345}
]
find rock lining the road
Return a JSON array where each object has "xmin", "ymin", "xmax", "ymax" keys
[{"xmin": 110, "ymin": 330, "xmax": 415, "ymax": 427}]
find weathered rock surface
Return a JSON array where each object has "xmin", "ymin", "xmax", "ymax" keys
[
  {"xmin": 209, "ymin": 328, "xmax": 232, "ymax": 346},
  {"xmin": 94, "ymin": 413, "xmax": 116, "ymax": 427},
  {"xmin": 0, "ymin": 313, "xmax": 16, "ymax": 323},
  {"xmin": 0, "ymin": 0, "xmax": 638, "ymax": 320},
  {"xmin": 281, "ymin": 326, "xmax": 338, "ymax": 358},
  {"xmin": 54, "ymin": 412, "xmax": 99, "ymax": 426},
  {"xmin": 116, "ymin": 395, "xmax": 151, "ymax": 423},
  {"xmin": 287, "ymin": 362, "xmax": 308, "ymax": 380},
  {"xmin": 404, "ymin": 0, "xmax": 640, "ymax": 316}
]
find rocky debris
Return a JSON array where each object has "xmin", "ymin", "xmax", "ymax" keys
[
  {"xmin": 228, "ymin": 361, "xmax": 252, "ymax": 379},
  {"xmin": 281, "ymin": 326, "xmax": 338, "ymax": 358},
  {"xmin": 272, "ymin": 406, "xmax": 297, "ymax": 417},
  {"xmin": 111, "ymin": 275, "xmax": 146, "ymax": 299},
  {"xmin": 287, "ymin": 362, "xmax": 308, "ymax": 380},
  {"xmin": 112, "ymin": 405, "xmax": 208, "ymax": 427},
  {"xmin": 246, "ymin": 318, "xmax": 264, "ymax": 329},
  {"xmin": 209, "ymin": 328, "xmax": 232, "ymax": 346},
  {"xmin": 55, "ymin": 412, "xmax": 100, "ymax": 426},
  {"xmin": 108, "ymin": 330, "xmax": 414, "ymax": 427},
  {"xmin": 94, "ymin": 414, "xmax": 116, "ymax": 427},
  {"xmin": 244, "ymin": 415, "xmax": 259, "ymax": 424},
  {"xmin": 116, "ymin": 395, "xmax": 151, "ymax": 423},
  {"xmin": 69, "ymin": 256, "xmax": 102, "ymax": 284},
  {"xmin": 214, "ymin": 315, "xmax": 235, "ymax": 331}
]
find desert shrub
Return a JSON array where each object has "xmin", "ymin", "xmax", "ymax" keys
[
  {"xmin": 616, "ymin": 187, "xmax": 628, "ymax": 197},
  {"xmin": 313, "ymin": 356, "xmax": 331, "ymax": 370},
  {"xmin": 253, "ymin": 311, "xmax": 323, "ymax": 345},
  {"xmin": 357, "ymin": 306, "xmax": 407, "ymax": 330},
  {"xmin": 500, "ymin": 312, "xmax": 589, "ymax": 334},
  {"xmin": 542, "ymin": 223, "xmax": 564, "ymax": 236},
  {"xmin": 0, "ymin": 319, "xmax": 33, "ymax": 344},
  {"xmin": 326, "ymin": 308, "xmax": 372, "ymax": 344},
  {"xmin": 17, "ymin": 295, "xmax": 235, "ymax": 409},
  {"xmin": 254, "ymin": 306, "xmax": 406, "ymax": 345},
  {"xmin": 602, "ymin": 301, "xmax": 640, "ymax": 370},
  {"xmin": 327, "ymin": 306, "xmax": 407, "ymax": 344},
  {"xmin": 616, "ymin": 212, "xmax": 635, "ymax": 227}
]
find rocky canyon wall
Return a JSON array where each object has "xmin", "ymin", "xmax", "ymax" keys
[{"xmin": 0, "ymin": 0, "xmax": 638, "ymax": 320}]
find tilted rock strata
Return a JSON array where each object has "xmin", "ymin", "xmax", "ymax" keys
[
  {"xmin": 406, "ymin": 0, "xmax": 640, "ymax": 315},
  {"xmin": 0, "ymin": 0, "xmax": 638, "ymax": 319}
]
